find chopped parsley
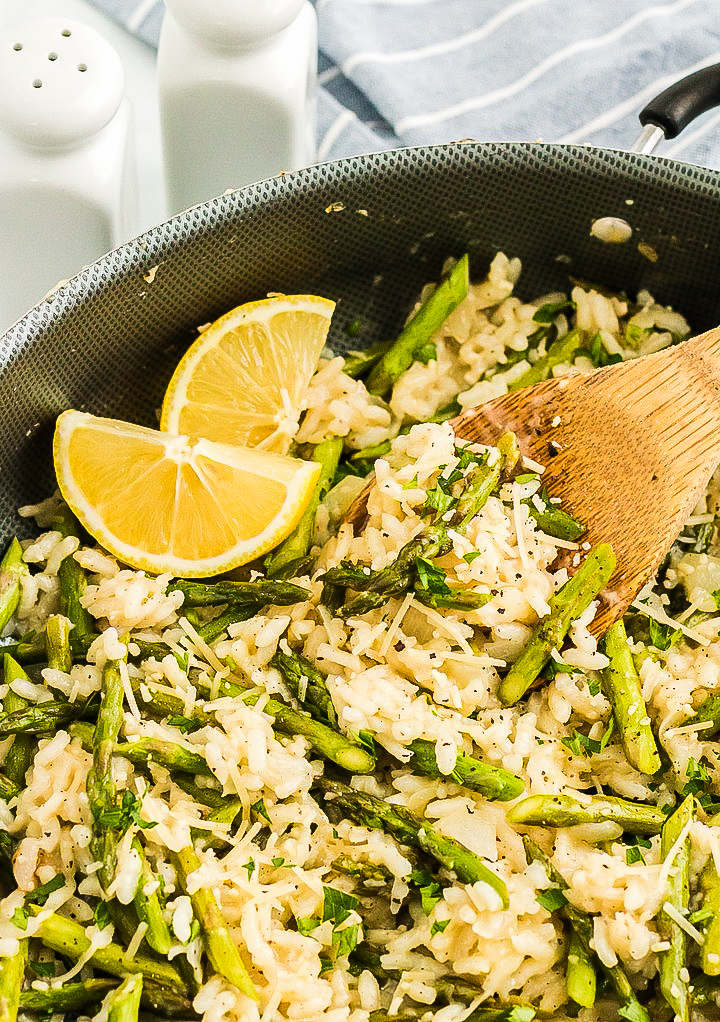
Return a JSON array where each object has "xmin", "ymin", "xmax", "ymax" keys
[
  {"xmin": 166, "ymin": 714, "xmax": 202, "ymax": 734},
  {"xmin": 97, "ymin": 790, "xmax": 157, "ymax": 834},
  {"xmin": 251, "ymin": 799, "xmax": 271, "ymax": 824},
  {"xmin": 536, "ymin": 888, "xmax": 567, "ymax": 913},
  {"xmin": 431, "ymin": 919, "xmax": 450, "ymax": 936}
]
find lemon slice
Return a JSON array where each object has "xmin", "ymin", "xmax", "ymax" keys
[
  {"xmin": 160, "ymin": 294, "xmax": 335, "ymax": 452},
  {"xmin": 54, "ymin": 410, "xmax": 322, "ymax": 577}
]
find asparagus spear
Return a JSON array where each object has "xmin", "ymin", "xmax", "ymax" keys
[
  {"xmin": 407, "ymin": 740, "xmax": 524, "ymax": 801},
  {"xmin": 523, "ymin": 838, "xmax": 650, "ymax": 1022},
  {"xmin": 699, "ymin": 860, "xmax": 720, "ymax": 976},
  {"xmin": 0, "ymin": 771, "xmax": 19, "ymax": 803},
  {"xmin": 87, "ymin": 652, "xmax": 127, "ymax": 892},
  {"xmin": 508, "ymin": 329, "xmax": 584, "ymax": 391},
  {"xmin": 132, "ymin": 837, "xmax": 173, "ymax": 955},
  {"xmin": 508, "ymin": 793, "xmax": 664, "ymax": 836},
  {"xmin": 51, "ymin": 505, "xmax": 96, "ymax": 646},
  {"xmin": 343, "ymin": 341, "xmax": 393, "ymax": 381},
  {"xmin": 366, "ymin": 255, "xmax": 470, "ymax": 397},
  {"xmin": 266, "ymin": 437, "xmax": 344, "ymax": 579},
  {"xmin": 0, "ymin": 939, "xmax": 26, "ymax": 1022},
  {"xmin": 498, "ymin": 544, "xmax": 616, "ymax": 706},
  {"xmin": 30, "ymin": 906, "xmax": 186, "ymax": 989},
  {"xmin": 685, "ymin": 693, "xmax": 720, "ymax": 739},
  {"xmin": 106, "ymin": 974, "xmax": 143, "ymax": 1022},
  {"xmin": 0, "ymin": 539, "xmax": 28, "ymax": 634},
  {"xmin": 174, "ymin": 845, "xmax": 257, "ymax": 999},
  {"xmin": 198, "ymin": 605, "xmax": 256, "ymax": 644},
  {"xmin": 270, "ymin": 648, "xmax": 337, "ymax": 724},
  {"xmin": 525, "ymin": 502, "xmax": 585, "ymax": 543},
  {"xmin": 133, "ymin": 674, "xmax": 374, "ymax": 775},
  {"xmin": 19, "ymin": 979, "xmax": 196, "ymax": 1019},
  {"xmin": 316, "ymin": 777, "xmax": 509, "ymax": 907},
  {"xmin": 566, "ymin": 929, "xmax": 596, "ymax": 1008},
  {"xmin": 1, "ymin": 655, "xmax": 34, "ymax": 788},
  {"xmin": 602, "ymin": 619, "xmax": 661, "ymax": 775},
  {"xmin": 167, "ymin": 578, "xmax": 308, "ymax": 607},
  {"xmin": 19, "ymin": 979, "xmax": 117, "ymax": 1016},
  {"xmin": 114, "ymin": 738, "xmax": 213, "ymax": 777},
  {"xmin": 45, "ymin": 613, "xmax": 73, "ymax": 673},
  {"xmin": 0, "ymin": 699, "xmax": 93, "ymax": 736},
  {"xmin": 658, "ymin": 795, "xmax": 695, "ymax": 1022},
  {"xmin": 172, "ymin": 774, "xmax": 227, "ymax": 811},
  {"xmin": 332, "ymin": 855, "xmax": 392, "ymax": 888}
]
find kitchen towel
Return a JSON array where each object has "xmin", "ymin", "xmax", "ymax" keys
[{"xmin": 89, "ymin": 0, "xmax": 720, "ymax": 168}]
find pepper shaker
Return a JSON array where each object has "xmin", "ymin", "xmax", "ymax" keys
[
  {"xmin": 157, "ymin": 0, "xmax": 317, "ymax": 215},
  {"xmin": 0, "ymin": 17, "xmax": 136, "ymax": 329}
]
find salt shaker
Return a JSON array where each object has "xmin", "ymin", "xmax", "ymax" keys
[
  {"xmin": 157, "ymin": 0, "xmax": 317, "ymax": 215},
  {"xmin": 0, "ymin": 17, "xmax": 136, "ymax": 330}
]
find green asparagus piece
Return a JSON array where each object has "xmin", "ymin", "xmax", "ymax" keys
[
  {"xmin": 19, "ymin": 979, "xmax": 117, "ymax": 1015},
  {"xmin": 498, "ymin": 543, "xmax": 616, "ymax": 706},
  {"xmin": 699, "ymin": 862, "xmax": 720, "ymax": 976},
  {"xmin": 19, "ymin": 979, "xmax": 196, "ymax": 1019},
  {"xmin": 0, "ymin": 698, "xmax": 94, "ymax": 736},
  {"xmin": 69, "ymin": 719, "xmax": 95, "ymax": 750},
  {"xmin": 30, "ymin": 906, "xmax": 186, "ymax": 989},
  {"xmin": 508, "ymin": 793, "xmax": 664, "ymax": 836},
  {"xmin": 45, "ymin": 613, "xmax": 73, "ymax": 672},
  {"xmin": 134, "ymin": 674, "xmax": 375, "ymax": 774},
  {"xmin": 0, "ymin": 938, "xmax": 26, "ymax": 1022},
  {"xmin": 167, "ymin": 578, "xmax": 308, "ymax": 607},
  {"xmin": 522, "ymin": 838, "xmax": 650, "ymax": 1022},
  {"xmin": 0, "ymin": 539, "xmax": 28, "ymax": 634},
  {"xmin": 51, "ymin": 505, "xmax": 96, "ymax": 645},
  {"xmin": 175, "ymin": 845, "xmax": 257, "ymax": 999},
  {"xmin": 105, "ymin": 973, "xmax": 143, "ymax": 1022},
  {"xmin": 172, "ymin": 773, "xmax": 227, "ymax": 810},
  {"xmin": 685, "ymin": 692, "xmax": 720, "ymax": 739},
  {"xmin": 367, "ymin": 255, "xmax": 470, "ymax": 396},
  {"xmin": 0, "ymin": 771, "xmax": 19, "ymax": 803},
  {"xmin": 566, "ymin": 928, "xmax": 596, "ymax": 1008},
  {"xmin": 1, "ymin": 655, "xmax": 34, "ymax": 788},
  {"xmin": 87, "ymin": 652, "xmax": 127, "ymax": 892},
  {"xmin": 343, "ymin": 341, "xmax": 392, "ymax": 380},
  {"xmin": 270, "ymin": 648, "xmax": 337, "ymax": 724},
  {"xmin": 525, "ymin": 502, "xmax": 585, "ymax": 542},
  {"xmin": 114, "ymin": 738, "xmax": 212, "ymax": 777},
  {"xmin": 602, "ymin": 619, "xmax": 661, "ymax": 775},
  {"xmin": 332, "ymin": 855, "xmax": 392, "ymax": 888},
  {"xmin": 131, "ymin": 837, "xmax": 173, "ymax": 955},
  {"xmin": 198, "ymin": 605, "xmax": 255, "ymax": 644},
  {"xmin": 700, "ymin": 816, "xmax": 720, "ymax": 976},
  {"xmin": 407, "ymin": 739, "xmax": 524, "ymax": 801},
  {"xmin": 508, "ymin": 329, "xmax": 585, "ymax": 391},
  {"xmin": 658, "ymin": 795, "xmax": 695, "ymax": 1022},
  {"xmin": 316, "ymin": 777, "xmax": 509, "ymax": 907},
  {"xmin": 266, "ymin": 437, "xmax": 344, "ymax": 579}
]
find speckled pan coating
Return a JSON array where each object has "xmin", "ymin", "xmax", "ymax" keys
[{"xmin": 2, "ymin": 141, "xmax": 720, "ymax": 541}]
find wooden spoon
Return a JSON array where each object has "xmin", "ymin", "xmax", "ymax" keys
[{"xmin": 346, "ymin": 327, "xmax": 720, "ymax": 636}]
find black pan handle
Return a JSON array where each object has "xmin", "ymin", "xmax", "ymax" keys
[{"xmin": 639, "ymin": 62, "xmax": 720, "ymax": 139}]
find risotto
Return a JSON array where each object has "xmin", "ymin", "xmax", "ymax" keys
[{"xmin": 2, "ymin": 253, "xmax": 719, "ymax": 1022}]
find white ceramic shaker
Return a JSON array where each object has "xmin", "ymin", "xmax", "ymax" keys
[
  {"xmin": 157, "ymin": 0, "xmax": 317, "ymax": 215},
  {"xmin": 0, "ymin": 17, "xmax": 135, "ymax": 330}
]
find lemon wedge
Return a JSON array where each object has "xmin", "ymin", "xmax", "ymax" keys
[
  {"xmin": 160, "ymin": 294, "xmax": 335, "ymax": 452},
  {"xmin": 53, "ymin": 410, "xmax": 322, "ymax": 577}
]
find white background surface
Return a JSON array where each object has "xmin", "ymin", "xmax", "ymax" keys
[{"xmin": 1, "ymin": 0, "xmax": 166, "ymax": 237}]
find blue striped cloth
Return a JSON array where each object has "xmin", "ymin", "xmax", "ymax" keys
[{"xmin": 90, "ymin": 0, "xmax": 720, "ymax": 168}]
